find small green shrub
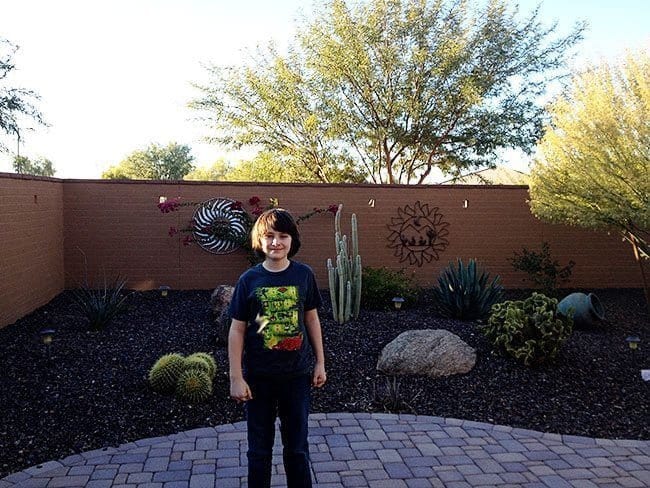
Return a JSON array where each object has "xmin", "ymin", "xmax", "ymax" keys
[
  {"xmin": 185, "ymin": 353, "xmax": 217, "ymax": 379},
  {"xmin": 509, "ymin": 242, "xmax": 575, "ymax": 294},
  {"xmin": 483, "ymin": 292, "xmax": 573, "ymax": 366},
  {"xmin": 148, "ymin": 353, "xmax": 186, "ymax": 393},
  {"xmin": 175, "ymin": 369, "xmax": 213, "ymax": 403},
  {"xmin": 361, "ymin": 267, "xmax": 419, "ymax": 310},
  {"xmin": 72, "ymin": 275, "xmax": 130, "ymax": 329},
  {"xmin": 432, "ymin": 259, "xmax": 503, "ymax": 320}
]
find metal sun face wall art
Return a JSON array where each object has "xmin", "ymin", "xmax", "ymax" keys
[
  {"xmin": 387, "ymin": 201, "xmax": 450, "ymax": 266},
  {"xmin": 192, "ymin": 198, "xmax": 249, "ymax": 254}
]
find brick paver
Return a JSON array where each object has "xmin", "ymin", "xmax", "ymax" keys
[{"xmin": 1, "ymin": 414, "xmax": 648, "ymax": 487}]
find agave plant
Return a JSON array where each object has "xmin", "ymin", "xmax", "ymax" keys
[
  {"xmin": 72, "ymin": 275, "xmax": 130, "ymax": 329},
  {"xmin": 432, "ymin": 258, "xmax": 503, "ymax": 320}
]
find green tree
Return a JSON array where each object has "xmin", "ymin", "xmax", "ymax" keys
[
  {"xmin": 223, "ymin": 151, "xmax": 330, "ymax": 182},
  {"xmin": 192, "ymin": 0, "xmax": 583, "ymax": 184},
  {"xmin": 102, "ymin": 142, "xmax": 195, "ymax": 180},
  {"xmin": 12, "ymin": 155, "xmax": 55, "ymax": 176},
  {"xmin": 529, "ymin": 50, "xmax": 650, "ymax": 302},
  {"xmin": 184, "ymin": 159, "xmax": 231, "ymax": 181},
  {"xmin": 1, "ymin": 38, "xmax": 45, "ymax": 152}
]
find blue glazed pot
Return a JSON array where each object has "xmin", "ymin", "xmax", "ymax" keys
[{"xmin": 557, "ymin": 292, "xmax": 605, "ymax": 328}]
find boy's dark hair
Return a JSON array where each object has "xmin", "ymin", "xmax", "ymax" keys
[{"xmin": 251, "ymin": 208, "xmax": 301, "ymax": 259}]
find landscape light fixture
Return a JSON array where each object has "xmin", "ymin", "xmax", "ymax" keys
[
  {"xmin": 626, "ymin": 336, "xmax": 641, "ymax": 351},
  {"xmin": 40, "ymin": 328, "xmax": 55, "ymax": 361},
  {"xmin": 159, "ymin": 285, "xmax": 171, "ymax": 297},
  {"xmin": 40, "ymin": 328, "xmax": 55, "ymax": 345},
  {"xmin": 392, "ymin": 297, "xmax": 405, "ymax": 310}
]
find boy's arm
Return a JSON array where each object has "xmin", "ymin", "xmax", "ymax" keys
[
  {"xmin": 305, "ymin": 308, "xmax": 327, "ymax": 388},
  {"xmin": 228, "ymin": 318, "xmax": 252, "ymax": 401}
]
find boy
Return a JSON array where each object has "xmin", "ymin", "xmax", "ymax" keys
[{"xmin": 228, "ymin": 208, "xmax": 326, "ymax": 488}]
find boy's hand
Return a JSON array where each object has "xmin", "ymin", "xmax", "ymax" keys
[
  {"xmin": 312, "ymin": 363, "xmax": 327, "ymax": 388},
  {"xmin": 230, "ymin": 378, "xmax": 253, "ymax": 402}
]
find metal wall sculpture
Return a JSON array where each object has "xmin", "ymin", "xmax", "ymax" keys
[
  {"xmin": 387, "ymin": 201, "xmax": 450, "ymax": 266},
  {"xmin": 192, "ymin": 198, "xmax": 249, "ymax": 254}
]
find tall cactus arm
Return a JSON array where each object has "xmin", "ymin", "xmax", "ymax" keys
[
  {"xmin": 327, "ymin": 259, "xmax": 338, "ymax": 322},
  {"xmin": 353, "ymin": 255, "xmax": 362, "ymax": 318},
  {"xmin": 351, "ymin": 213, "xmax": 358, "ymax": 259}
]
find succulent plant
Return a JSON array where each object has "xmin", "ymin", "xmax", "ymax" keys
[
  {"xmin": 175, "ymin": 369, "xmax": 213, "ymax": 403},
  {"xmin": 483, "ymin": 292, "xmax": 573, "ymax": 366},
  {"xmin": 432, "ymin": 258, "xmax": 503, "ymax": 320},
  {"xmin": 148, "ymin": 353, "xmax": 185, "ymax": 393},
  {"xmin": 185, "ymin": 352, "xmax": 217, "ymax": 379},
  {"xmin": 327, "ymin": 204, "xmax": 362, "ymax": 324}
]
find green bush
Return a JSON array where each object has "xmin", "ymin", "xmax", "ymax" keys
[
  {"xmin": 483, "ymin": 292, "xmax": 573, "ymax": 366},
  {"xmin": 361, "ymin": 267, "xmax": 419, "ymax": 310},
  {"xmin": 148, "ymin": 353, "xmax": 186, "ymax": 393},
  {"xmin": 72, "ymin": 275, "xmax": 130, "ymax": 329},
  {"xmin": 432, "ymin": 259, "xmax": 503, "ymax": 320},
  {"xmin": 509, "ymin": 242, "xmax": 575, "ymax": 294}
]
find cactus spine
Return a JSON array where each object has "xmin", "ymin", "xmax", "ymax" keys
[{"xmin": 327, "ymin": 204, "xmax": 362, "ymax": 323}]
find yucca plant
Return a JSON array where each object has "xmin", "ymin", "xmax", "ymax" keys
[
  {"xmin": 432, "ymin": 258, "xmax": 503, "ymax": 320},
  {"xmin": 72, "ymin": 275, "xmax": 130, "ymax": 329}
]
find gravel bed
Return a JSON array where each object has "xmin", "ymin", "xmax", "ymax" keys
[{"xmin": 0, "ymin": 288, "xmax": 647, "ymax": 479}]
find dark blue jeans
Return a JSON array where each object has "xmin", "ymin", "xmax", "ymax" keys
[{"xmin": 245, "ymin": 374, "xmax": 312, "ymax": 488}]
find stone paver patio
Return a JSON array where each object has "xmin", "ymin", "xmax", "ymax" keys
[{"xmin": 1, "ymin": 413, "xmax": 649, "ymax": 487}]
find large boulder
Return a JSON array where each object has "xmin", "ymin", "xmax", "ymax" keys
[
  {"xmin": 211, "ymin": 285, "xmax": 234, "ymax": 344},
  {"xmin": 377, "ymin": 329, "xmax": 476, "ymax": 378}
]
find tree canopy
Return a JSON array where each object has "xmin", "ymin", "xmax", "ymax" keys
[
  {"xmin": 192, "ymin": 0, "xmax": 583, "ymax": 184},
  {"xmin": 102, "ymin": 142, "xmax": 195, "ymax": 180},
  {"xmin": 529, "ymin": 50, "xmax": 649, "ymax": 259},
  {"xmin": 1, "ymin": 38, "xmax": 45, "ymax": 153},
  {"xmin": 528, "ymin": 50, "xmax": 650, "ymax": 300},
  {"xmin": 13, "ymin": 155, "xmax": 55, "ymax": 176}
]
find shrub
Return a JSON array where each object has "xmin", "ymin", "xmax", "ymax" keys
[
  {"xmin": 483, "ymin": 292, "xmax": 573, "ymax": 366},
  {"xmin": 509, "ymin": 242, "xmax": 575, "ymax": 294},
  {"xmin": 72, "ymin": 275, "xmax": 130, "ymax": 329},
  {"xmin": 432, "ymin": 259, "xmax": 503, "ymax": 320},
  {"xmin": 361, "ymin": 267, "xmax": 419, "ymax": 310},
  {"xmin": 175, "ymin": 369, "xmax": 213, "ymax": 403},
  {"xmin": 185, "ymin": 352, "xmax": 217, "ymax": 379},
  {"xmin": 148, "ymin": 353, "xmax": 186, "ymax": 393}
]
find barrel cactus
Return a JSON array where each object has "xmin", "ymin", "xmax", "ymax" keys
[
  {"xmin": 175, "ymin": 369, "xmax": 213, "ymax": 403},
  {"xmin": 185, "ymin": 352, "xmax": 217, "ymax": 379},
  {"xmin": 148, "ymin": 353, "xmax": 185, "ymax": 393}
]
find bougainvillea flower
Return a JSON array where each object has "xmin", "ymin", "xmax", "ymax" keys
[
  {"xmin": 168, "ymin": 226, "xmax": 178, "ymax": 237},
  {"xmin": 248, "ymin": 196, "xmax": 261, "ymax": 206}
]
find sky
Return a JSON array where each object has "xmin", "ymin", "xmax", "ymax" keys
[{"xmin": 1, "ymin": 0, "xmax": 648, "ymax": 179}]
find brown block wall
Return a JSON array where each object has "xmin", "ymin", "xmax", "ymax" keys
[
  {"xmin": 61, "ymin": 180, "xmax": 642, "ymax": 291},
  {"xmin": 0, "ymin": 175, "xmax": 643, "ymax": 329},
  {"xmin": 0, "ymin": 174, "xmax": 65, "ymax": 328}
]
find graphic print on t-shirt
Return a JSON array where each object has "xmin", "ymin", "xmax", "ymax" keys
[{"xmin": 254, "ymin": 286, "xmax": 302, "ymax": 351}]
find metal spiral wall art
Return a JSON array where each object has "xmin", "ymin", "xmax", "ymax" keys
[
  {"xmin": 387, "ymin": 201, "xmax": 450, "ymax": 266},
  {"xmin": 192, "ymin": 198, "xmax": 250, "ymax": 254}
]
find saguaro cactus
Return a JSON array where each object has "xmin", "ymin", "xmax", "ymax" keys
[{"xmin": 327, "ymin": 204, "xmax": 362, "ymax": 323}]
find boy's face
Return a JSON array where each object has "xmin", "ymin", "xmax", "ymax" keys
[{"xmin": 261, "ymin": 228, "xmax": 292, "ymax": 262}]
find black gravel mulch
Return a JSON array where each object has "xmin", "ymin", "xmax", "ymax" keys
[{"xmin": 0, "ymin": 288, "xmax": 648, "ymax": 479}]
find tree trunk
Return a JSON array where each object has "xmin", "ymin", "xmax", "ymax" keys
[{"xmin": 629, "ymin": 232, "xmax": 650, "ymax": 310}]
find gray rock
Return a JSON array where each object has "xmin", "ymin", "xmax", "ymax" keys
[
  {"xmin": 210, "ymin": 285, "xmax": 234, "ymax": 317},
  {"xmin": 377, "ymin": 329, "xmax": 476, "ymax": 378},
  {"xmin": 210, "ymin": 285, "xmax": 234, "ymax": 344}
]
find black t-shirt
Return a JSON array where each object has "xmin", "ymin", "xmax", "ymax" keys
[{"xmin": 229, "ymin": 260, "xmax": 322, "ymax": 378}]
